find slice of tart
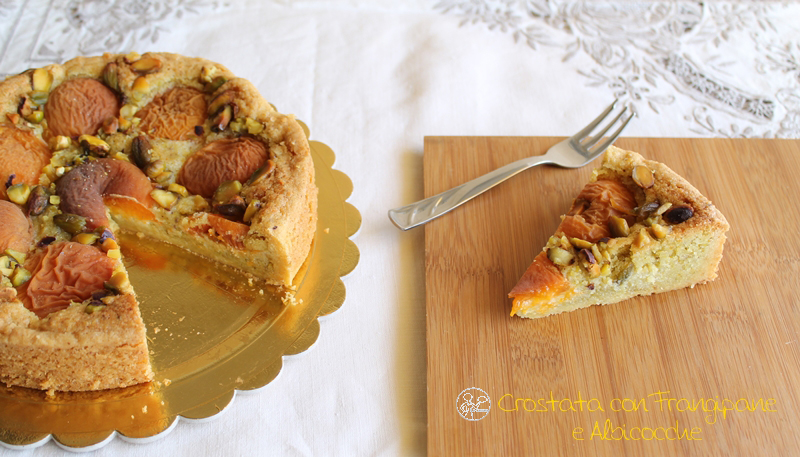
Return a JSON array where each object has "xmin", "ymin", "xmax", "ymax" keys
[
  {"xmin": 509, "ymin": 146, "xmax": 729, "ymax": 319},
  {"xmin": 0, "ymin": 235, "xmax": 152, "ymax": 392},
  {"xmin": 0, "ymin": 52, "xmax": 317, "ymax": 391}
]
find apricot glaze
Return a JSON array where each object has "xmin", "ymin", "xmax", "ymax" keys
[
  {"xmin": 557, "ymin": 179, "xmax": 636, "ymax": 243},
  {"xmin": 0, "ymin": 125, "xmax": 51, "ymax": 200},
  {"xmin": 45, "ymin": 78, "xmax": 120, "ymax": 138},
  {"xmin": 19, "ymin": 242, "xmax": 116, "ymax": 318},
  {"xmin": 0, "ymin": 200, "xmax": 33, "ymax": 253},
  {"xmin": 509, "ymin": 179, "xmax": 636, "ymax": 302},
  {"xmin": 136, "ymin": 87, "xmax": 207, "ymax": 141},
  {"xmin": 56, "ymin": 159, "xmax": 153, "ymax": 229},
  {"xmin": 188, "ymin": 213, "xmax": 249, "ymax": 249},
  {"xmin": 177, "ymin": 136, "xmax": 268, "ymax": 198}
]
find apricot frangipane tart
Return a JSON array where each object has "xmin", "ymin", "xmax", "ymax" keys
[
  {"xmin": 0, "ymin": 52, "xmax": 317, "ymax": 392},
  {"xmin": 509, "ymin": 146, "xmax": 729, "ymax": 319}
]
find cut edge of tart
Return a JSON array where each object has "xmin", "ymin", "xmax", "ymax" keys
[
  {"xmin": 509, "ymin": 145, "xmax": 729, "ymax": 319},
  {"xmin": 0, "ymin": 239, "xmax": 153, "ymax": 392},
  {"xmin": 0, "ymin": 52, "xmax": 317, "ymax": 391}
]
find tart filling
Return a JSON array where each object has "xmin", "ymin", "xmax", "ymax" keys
[{"xmin": 509, "ymin": 146, "xmax": 729, "ymax": 319}]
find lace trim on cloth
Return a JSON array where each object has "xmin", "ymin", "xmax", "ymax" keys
[
  {"xmin": 436, "ymin": 0, "xmax": 800, "ymax": 138},
  {"xmin": 0, "ymin": 0, "xmax": 230, "ymax": 67}
]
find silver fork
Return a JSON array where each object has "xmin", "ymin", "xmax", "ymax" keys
[{"xmin": 388, "ymin": 100, "xmax": 635, "ymax": 230}]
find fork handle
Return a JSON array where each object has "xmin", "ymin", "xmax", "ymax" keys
[{"xmin": 388, "ymin": 155, "xmax": 552, "ymax": 230}]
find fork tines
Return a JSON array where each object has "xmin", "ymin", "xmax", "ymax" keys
[{"xmin": 574, "ymin": 100, "xmax": 635, "ymax": 155}]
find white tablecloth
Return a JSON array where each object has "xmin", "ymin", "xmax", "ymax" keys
[{"xmin": 1, "ymin": 1, "xmax": 798, "ymax": 455}]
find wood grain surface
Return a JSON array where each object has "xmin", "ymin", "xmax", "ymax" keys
[{"xmin": 424, "ymin": 137, "xmax": 800, "ymax": 457}]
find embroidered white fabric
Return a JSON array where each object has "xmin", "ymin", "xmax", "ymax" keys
[{"xmin": 0, "ymin": 1, "xmax": 797, "ymax": 455}]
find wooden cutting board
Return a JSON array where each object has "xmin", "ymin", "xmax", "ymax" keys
[{"xmin": 424, "ymin": 137, "xmax": 800, "ymax": 457}]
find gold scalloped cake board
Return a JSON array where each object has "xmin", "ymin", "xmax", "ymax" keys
[{"xmin": 0, "ymin": 121, "xmax": 360, "ymax": 450}]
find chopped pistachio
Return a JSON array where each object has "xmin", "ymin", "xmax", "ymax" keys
[
  {"xmin": 649, "ymin": 223, "xmax": 668, "ymax": 240},
  {"xmin": 591, "ymin": 244, "xmax": 603, "ymax": 263},
  {"xmin": 85, "ymin": 303, "xmax": 106, "ymax": 314},
  {"xmin": 204, "ymin": 76, "xmax": 227, "ymax": 93},
  {"xmin": 243, "ymin": 200, "xmax": 262, "ymax": 223},
  {"xmin": 638, "ymin": 216, "xmax": 653, "ymax": 227},
  {"xmin": 609, "ymin": 216, "xmax": 630, "ymax": 238},
  {"xmin": 214, "ymin": 199, "xmax": 246, "ymax": 220},
  {"xmin": 212, "ymin": 180, "xmax": 242, "ymax": 205},
  {"xmin": 120, "ymin": 103, "xmax": 138, "ymax": 119},
  {"xmin": 31, "ymin": 68, "xmax": 53, "ymax": 92},
  {"xmin": 132, "ymin": 76, "xmax": 149, "ymax": 98},
  {"xmin": 154, "ymin": 171, "xmax": 173, "ymax": 185},
  {"xmin": 247, "ymin": 159, "xmax": 275, "ymax": 185},
  {"xmin": 150, "ymin": 189, "xmax": 178, "ymax": 209},
  {"xmin": 102, "ymin": 62, "xmax": 120, "ymax": 92},
  {"xmin": 167, "ymin": 183, "xmax": 189, "ymax": 197},
  {"xmin": 73, "ymin": 233, "xmax": 99, "ymax": 245},
  {"xmin": 79, "ymin": 134, "xmax": 110, "ymax": 156},
  {"xmin": 23, "ymin": 110, "xmax": 44, "ymax": 123},
  {"xmin": 131, "ymin": 57, "xmax": 162, "ymax": 74},
  {"xmin": 208, "ymin": 90, "xmax": 235, "ymax": 116},
  {"xmin": 104, "ymin": 271, "xmax": 130, "ymax": 294},
  {"xmin": 112, "ymin": 152, "xmax": 130, "ymax": 162},
  {"xmin": 130, "ymin": 135, "xmax": 153, "ymax": 169},
  {"xmin": 118, "ymin": 116, "xmax": 132, "ymax": 132},
  {"xmin": 637, "ymin": 201, "xmax": 660, "ymax": 219},
  {"xmin": 18, "ymin": 95, "xmax": 34, "ymax": 117},
  {"xmin": 245, "ymin": 117, "xmax": 264, "ymax": 134},
  {"xmin": 199, "ymin": 65, "xmax": 218, "ymax": 83},
  {"xmin": 50, "ymin": 135, "xmax": 71, "ymax": 151},
  {"xmin": 211, "ymin": 104, "xmax": 233, "ymax": 132},
  {"xmin": 175, "ymin": 195, "xmax": 210, "ymax": 215},
  {"xmin": 54, "ymin": 213, "xmax": 87, "ymax": 235},
  {"xmin": 27, "ymin": 186, "xmax": 49, "ymax": 216},
  {"xmin": 101, "ymin": 116, "xmax": 119, "ymax": 134},
  {"xmin": 547, "ymin": 247, "xmax": 574, "ymax": 266},
  {"xmin": 0, "ymin": 256, "xmax": 12, "ymax": 277},
  {"xmin": 124, "ymin": 51, "xmax": 141, "ymax": 63},
  {"xmin": 4, "ymin": 248, "xmax": 26, "ymax": 265},
  {"xmin": 633, "ymin": 230, "xmax": 650, "ymax": 248},
  {"xmin": 632, "ymin": 165, "xmax": 654, "ymax": 188},
  {"xmin": 229, "ymin": 119, "xmax": 245, "ymax": 133},
  {"xmin": 570, "ymin": 237, "xmax": 593, "ymax": 249},
  {"xmin": 10, "ymin": 266, "xmax": 32, "ymax": 287},
  {"xmin": 101, "ymin": 238, "xmax": 119, "ymax": 252},
  {"xmin": 655, "ymin": 202, "xmax": 673, "ymax": 216},
  {"xmin": 579, "ymin": 248, "xmax": 597, "ymax": 265},
  {"xmin": 145, "ymin": 160, "xmax": 165, "ymax": 179},
  {"xmin": 29, "ymin": 91, "xmax": 49, "ymax": 105},
  {"xmin": 7, "ymin": 183, "xmax": 31, "ymax": 205}
]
